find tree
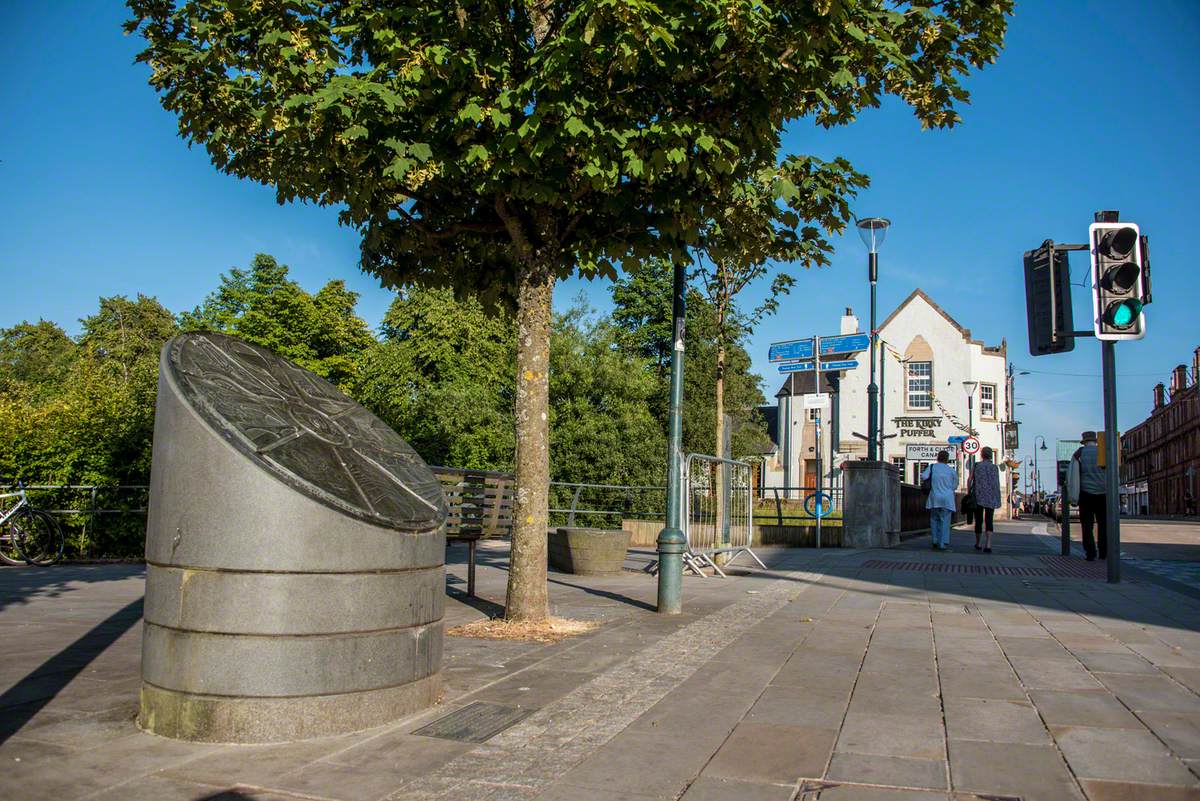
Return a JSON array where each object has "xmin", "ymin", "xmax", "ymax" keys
[
  {"xmin": 180, "ymin": 254, "xmax": 375, "ymax": 390},
  {"xmin": 550, "ymin": 300, "xmax": 665, "ymax": 488},
  {"xmin": 0, "ymin": 321, "xmax": 77, "ymax": 400},
  {"xmin": 128, "ymin": 0, "xmax": 1012, "ymax": 620},
  {"xmin": 80, "ymin": 294, "xmax": 178, "ymax": 387},
  {"xmin": 357, "ymin": 287, "xmax": 517, "ymax": 470}
]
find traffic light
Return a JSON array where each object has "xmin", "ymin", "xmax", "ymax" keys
[
  {"xmin": 1089, "ymin": 221, "xmax": 1148, "ymax": 340},
  {"xmin": 1023, "ymin": 241, "xmax": 1075, "ymax": 356}
]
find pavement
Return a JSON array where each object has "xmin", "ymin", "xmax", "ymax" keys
[{"xmin": 3, "ymin": 519, "xmax": 1200, "ymax": 801}]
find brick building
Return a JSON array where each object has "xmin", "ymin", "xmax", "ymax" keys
[{"xmin": 1121, "ymin": 347, "xmax": 1200, "ymax": 516}]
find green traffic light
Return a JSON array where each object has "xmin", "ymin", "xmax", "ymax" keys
[{"xmin": 1105, "ymin": 299, "xmax": 1143, "ymax": 329}]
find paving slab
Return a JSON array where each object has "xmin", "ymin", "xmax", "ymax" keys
[
  {"xmin": 837, "ymin": 711, "xmax": 945, "ymax": 760},
  {"xmin": 826, "ymin": 751, "xmax": 948, "ymax": 790},
  {"xmin": 943, "ymin": 697, "xmax": 1052, "ymax": 744},
  {"xmin": 702, "ymin": 721, "xmax": 837, "ymax": 784},
  {"xmin": 1054, "ymin": 725, "xmax": 1198, "ymax": 786},
  {"xmin": 1028, "ymin": 689, "xmax": 1145, "ymax": 729},
  {"xmin": 1137, "ymin": 710, "xmax": 1200, "ymax": 760},
  {"xmin": 1094, "ymin": 672, "xmax": 1200, "ymax": 713},
  {"xmin": 678, "ymin": 776, "xmax": 795, "ymax": 801},
  {"xmin": 1078, "ymin": 780, "xmax": 1200, "ymax": 801},
  {"xmin": 948, "ymin": 739, "xmax": 1084, "ymax": 801}
]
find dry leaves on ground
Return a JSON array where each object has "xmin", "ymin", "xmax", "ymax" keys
[{"xmin": 447, "ymin": 616, "xmax": 601, "ymax": 643}]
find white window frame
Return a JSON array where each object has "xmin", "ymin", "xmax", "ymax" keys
[
  {"xmin": 981, "ymin": 383, "xmax": 997, "ymax": 421},
  {"xmin": 906, "ymin": 361, "xmax": 933, "ymax": 411}
]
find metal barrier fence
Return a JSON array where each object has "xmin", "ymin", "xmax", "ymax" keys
[
  {"xmin": 548, "ymin": 482, "xmax": 664, "ymax": 528},
  {"xmin": 682, "ymin": 454, "xmax": 764, "ymax": 577}
]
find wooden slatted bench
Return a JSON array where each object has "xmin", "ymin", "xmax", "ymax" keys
[{"xmin": 432, "ymin": 466, "xmax": 514, "ymax": 598}]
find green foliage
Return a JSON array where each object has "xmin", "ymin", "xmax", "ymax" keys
[
  {"xmin": 549, "ymin": 301, "xmax": 665, "ymax": 488},
  {"xmin": 126, "ymin": 1, "xmax": 1012, "ymax": 298},
  {"xmin": 0, "ymin": 295, "xmax": 178, "ymax": 557},
  {"xmin": 356, "ymin": 286, "xmax": 517, "ymax": 470},
  {"xmin": 180, "ymin": 254, "xmax": 374, "ymax": 390},
  {"xmin": 0, "ymin": 321, "xmax": 77, "ymax": 400},
  {"xmin": 355, "ymin": 287, "xmax": 668, "ymax": 486}
]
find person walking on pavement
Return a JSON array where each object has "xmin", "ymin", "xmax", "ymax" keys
[
  {"xmin": 969, "ymin": 446, "xmax": 1002, "ymax": 553},
  {"xmin": 1068, "ymin": 431, "xmax": 1107, "ymax": 561},
  {"xmin": 922, "ymin": 450, "xmax": 958, "ymax": 552}
]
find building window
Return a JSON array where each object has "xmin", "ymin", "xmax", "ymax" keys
[
  {"xmin": 981, "ymin": 383, "xmax": 997, "ymax": 421},
  {"xmin": 907, "ymin": 361, "xmax": 932, "ymax": 410},
  {"xmin": 807, "ymin": 407, "xmax": 820, "ymax": 421}
]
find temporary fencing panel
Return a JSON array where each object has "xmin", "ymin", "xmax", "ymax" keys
[{"xmin": 682, "ymin": 454, "xmax": 765, "ymax": 577}]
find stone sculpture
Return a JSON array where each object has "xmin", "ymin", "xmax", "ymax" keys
[{"xmin": 139, "ymin": 332, "xmax": 447, "ymax": 742}]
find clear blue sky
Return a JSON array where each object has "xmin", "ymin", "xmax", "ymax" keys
[{"xmin": 3, "ymin": 2, "xmax": 1198, "ymax": 483}]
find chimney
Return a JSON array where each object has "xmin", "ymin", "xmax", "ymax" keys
[
  {"xmin": 1171, "ymin": 365, "xmax": 1188, "ymax": 395},
  {"xmin": 840, "ymin": 307, "xmax": 859, "ymax": 335},
  {"xmin": 1193, "ymin": 346, "xmax": 1200, "ymax": 387},
  {"xmin": 1154, "ymin": 383, "xmax": 1166, "ymax": 410}
]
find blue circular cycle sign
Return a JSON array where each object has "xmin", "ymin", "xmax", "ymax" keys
[{"xmin": 804, "ymin": 491, "xmax": 834, "ymax": 519}]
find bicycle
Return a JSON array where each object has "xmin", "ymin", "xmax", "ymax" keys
[{"xmin": 1, "ymin": 481, "xmax": 65, "ymax": 566}]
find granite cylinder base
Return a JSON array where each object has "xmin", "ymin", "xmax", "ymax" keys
[{"xmin": 137, "ymin": 673, "xmax": 441, "ymax": 744}]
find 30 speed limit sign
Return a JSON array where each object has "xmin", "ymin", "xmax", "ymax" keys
[{"xmin": 962, "ymin": 436, "xmax": 981, "ymax": 456}]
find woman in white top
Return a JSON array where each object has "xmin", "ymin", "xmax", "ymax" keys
[{"xmin": 921, "ymin": 450, "xmax": 959, "ymax": 551}]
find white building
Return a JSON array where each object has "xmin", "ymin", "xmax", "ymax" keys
[{"xmin": 759, "ymin": 289, "xmax": 1014, "ymax": 513}]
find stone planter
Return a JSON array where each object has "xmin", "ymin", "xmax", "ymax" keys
[{"xmin": 548, "ymin": 527, "xmax": 631, "ymax": 575}]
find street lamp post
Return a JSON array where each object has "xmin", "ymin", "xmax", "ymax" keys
[
  {"xmin": 1034, "ymin": 435, "xmax": 1048, "ymax": 502},
  {"xmin": 962, "ymin": 380, "xmax": 978, "ymax": 470},
  {"xmin": 857, "ymin": 217, "xmax": 891, "ymax": 461},
  {"xmin": 656, "ymin": 261, "xmax": 688, "ymax": 614}
]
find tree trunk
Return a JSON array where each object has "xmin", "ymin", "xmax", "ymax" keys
[{"xmin": 505, "ymin": 257, "xmax": 554, "ymax": 621}]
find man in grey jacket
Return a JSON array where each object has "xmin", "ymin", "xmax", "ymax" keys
[{"xmin": 1073, "ymin": 431, "xmax": 1107, "ymax": 561}]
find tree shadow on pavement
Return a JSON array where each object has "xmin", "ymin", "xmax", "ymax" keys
[
  {"xmin": 0, "ymin": 595, "xmax": 143, "ymax": 745},
  {"xmin": 0, "ymin": 563, "xmax": 145, "ymax": 613}
]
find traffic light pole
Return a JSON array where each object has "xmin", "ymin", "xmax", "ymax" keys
[{"xmin": 1102, "ymin": 340, "xmax": 1121, "ymax": 583}]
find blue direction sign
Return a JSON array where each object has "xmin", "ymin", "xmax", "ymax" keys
[
  {"xmin": 818, "ymin": 333, "xmax": 870, "ymax": 356},
  {"xmin": 948, "ymin": 435, "xmax": 968, "ymax": 444},
  {"xmin": 769, "ymin": 332, "xmax": 870, "ymax": 362},
  {"xmin": 821, "ymin": 359, "xmax": 859, "ymax": 371},
  {"xmin": 768, "ymin": 339, "xmax": 814, "ymax": 362},
  {"xmin": 778, "ymin": 359, "xmax": 858, "ymax": 374}
]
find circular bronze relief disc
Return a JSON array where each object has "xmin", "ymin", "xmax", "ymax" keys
[{"xmin": 166, "ymin": 332, "xmax": 447, "ymax": 531}]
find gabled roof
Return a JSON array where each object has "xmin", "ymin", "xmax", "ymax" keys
[{"xmin": 878, "ymin": 288, "xmax": 1006, "ymax": 356}]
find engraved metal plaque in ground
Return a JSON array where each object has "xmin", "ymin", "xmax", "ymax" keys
[
  {"xmin": 413, "ymin": 702, "xmax": 534, "ymax": 743},
  {"xmin": 166, "ymin": 332, "xmax": 446, "ymax": 530}
]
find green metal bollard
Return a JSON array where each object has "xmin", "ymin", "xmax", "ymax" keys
[
  {"xmin": 657, "ymin": 260, "xmax": 687, "ymax": 615},
  {"xmin": 656, "ymin": 525, "xmax": 686, "ymax": 615}
]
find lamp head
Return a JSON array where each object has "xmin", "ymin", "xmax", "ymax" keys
[{"xmin": 856, "ymin": 217, "xmax": 891, "ymax": 254}]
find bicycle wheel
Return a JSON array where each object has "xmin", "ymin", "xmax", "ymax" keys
[
  {"xmin": 16, "ymin": 509, "xmax": 64, "ymax": 566},
  {"xmin": 0, "ymin": 518, "xmax": 26, "ymax": 565}
]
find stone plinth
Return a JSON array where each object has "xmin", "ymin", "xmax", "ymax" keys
[
  {"xmin": 842, "ymin": 460, "xmax": 901, "ymax": 548},
  {"xmin": 548, "ymin": 527, "xmax": 631, "ymax": 575},
  {"xmin": 139, "ymin": 333, "xmax": 447, "ymax": 743}
]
